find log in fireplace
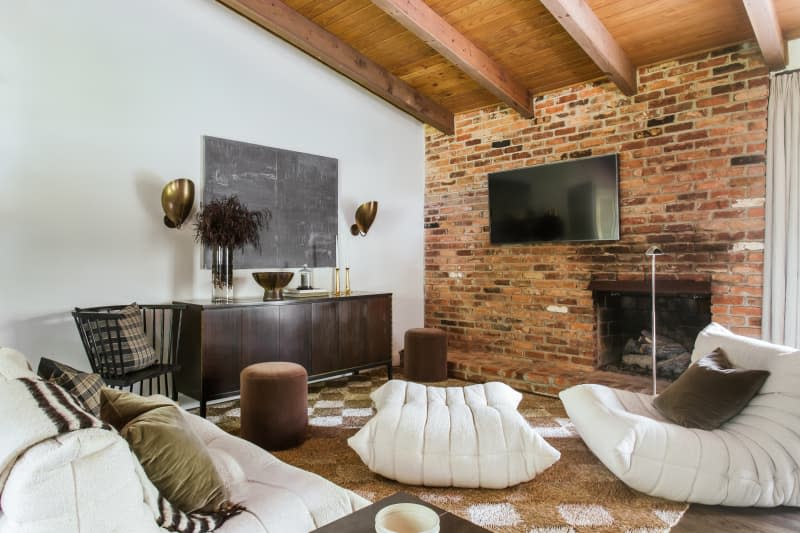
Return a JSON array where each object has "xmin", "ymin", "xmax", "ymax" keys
[{"xmin": 590, "ymin": 279, "xmax": 712, "ymax": 380}]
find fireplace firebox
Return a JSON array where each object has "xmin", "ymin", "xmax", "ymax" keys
[{"xmin": 590, "ymin": 279, "xmax": 712, "ymax": 380}]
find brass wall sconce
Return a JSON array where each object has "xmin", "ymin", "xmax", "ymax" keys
[
  {"xmin": 161, "ymin": 178, "xmax": 195, "ymax": 228},
  {"xmin": 350, "ymin": 201, "xmax": 378, "ymax": 236}
]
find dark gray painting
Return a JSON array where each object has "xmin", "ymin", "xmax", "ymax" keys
[{"xmin": 203, "ymin": 136, "xmax": 338, "ymax": 268}]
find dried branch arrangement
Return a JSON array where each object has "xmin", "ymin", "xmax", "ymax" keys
[{"xmin": 194, "ymin": 196, "xmax": 270, "ymax": 250}]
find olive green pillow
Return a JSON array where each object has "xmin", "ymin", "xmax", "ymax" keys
[
  {"xmin": 100, "ymin": 388, "xmax": 228, "ymax": 513},
  {"xmin": 100, "ymin": 387, "xmax": 174, "ymax": 429},
  {"xmin": 652, "ymin": 348, "xmax": 770, "ymax": 430}
]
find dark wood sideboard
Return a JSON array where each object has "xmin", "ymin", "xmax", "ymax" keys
[{"xmin": 174, "ymin": 292, "xmax": 392, "ymax": 417}]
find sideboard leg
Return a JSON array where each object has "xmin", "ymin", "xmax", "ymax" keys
[{"xmin": 387, "ymin": 362, "xmax": 393, "ymax": 380}]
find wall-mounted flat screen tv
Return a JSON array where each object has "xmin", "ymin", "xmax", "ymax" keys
[{"xmin": 488, "ymin": 154, "xmax": 620, "ymax": 244}]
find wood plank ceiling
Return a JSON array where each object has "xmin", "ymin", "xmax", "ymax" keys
[{"xmin": 220, "ymin": 0, "xmax": 800, "ymax": 134}]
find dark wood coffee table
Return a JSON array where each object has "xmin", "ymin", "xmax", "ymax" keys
[{"xmin": 313, "ymin": 491, "xmax": 492, "ymax": 532}]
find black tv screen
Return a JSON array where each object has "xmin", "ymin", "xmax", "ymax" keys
[{"xmin": 488, "ymin": 154, "xmax": 620, "ymax": 244}]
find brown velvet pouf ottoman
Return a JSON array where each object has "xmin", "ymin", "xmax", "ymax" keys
[
  {"xmin": 403, "ymin": 327, "xmax": 448, "ymax": 382},
  {"xmin": 240, "ymin": 362, "xmax": 308, "ymax": 451}
]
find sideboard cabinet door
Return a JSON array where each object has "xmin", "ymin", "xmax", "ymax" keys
[
  {"xmin": 337, "ymin": 294, "xmax": 391, "ymax": 369},
  {"xmin": 241, "ymin": 306, "xmax": 279, "ymax": 368},
  {"xmin": 278, "ymin": 304, "xmax": 311, "ymax": 371},
  {"xmin": 365, "ymin": 295, "xmax": 391, "ymax": 365},
  {"xmin": 311, "ymin": 301, "xmax": 339, "ymax": 375},
  {"xmin": 338, "ymin": 298, "xmax": 368, "ymax": 368},
  {"xmin": 202, "ymin": 308, "xmax": 242, "ymax": 398}
]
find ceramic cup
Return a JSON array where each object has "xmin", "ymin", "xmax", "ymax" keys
[{"xmin": 374, "ymin": 503, "xmax": 440, "ymax": 533}]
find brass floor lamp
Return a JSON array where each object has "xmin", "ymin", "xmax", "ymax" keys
[{"xmin": 645, "ymin": 246, "xmax": 664, "ymax": 396}]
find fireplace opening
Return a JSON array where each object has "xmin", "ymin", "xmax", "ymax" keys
[{"xmin": 590, "ymin": 280, "xmax": 712, "ymax": 380}]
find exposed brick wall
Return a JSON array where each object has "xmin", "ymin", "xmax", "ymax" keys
[{"xmin": 424, "ymin": 42, "xmax": 768, "ymax": 369}]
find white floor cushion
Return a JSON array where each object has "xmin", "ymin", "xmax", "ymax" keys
[
  {"xmin": 348, "ymin": 380, "xmax": 560, "ymax": 489},
  {"xmin": 561, "ymin": 323, "xmax": 800, "ymax": 507}
]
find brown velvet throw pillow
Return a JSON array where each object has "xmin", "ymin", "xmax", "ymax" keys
[
  {"xmin": 100, "ymin": 388, "xmax": 229, "ymax": 513},
  {"xmin": 652, "ymin": 348, "xmax": 770, "ymax": 430}
]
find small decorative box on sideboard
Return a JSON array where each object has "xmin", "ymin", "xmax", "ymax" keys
[{"xmin": 174, "ymin": 292, "xmax": 392, "ymax": 417}]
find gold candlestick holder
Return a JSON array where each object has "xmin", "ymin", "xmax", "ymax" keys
[
  {"xmin": 345, "ymin": 267, "xmax": 351, "ymax": 295},
  {"xmin": 334, "ymin": 267, "xmax": 341, "ymax": 296}
]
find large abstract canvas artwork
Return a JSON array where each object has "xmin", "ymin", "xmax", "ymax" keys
[{"xmin": 203, "ymin": 136, "xmax": 338, "ymax": 269}]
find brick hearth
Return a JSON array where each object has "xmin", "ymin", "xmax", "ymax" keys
[{"xmin": 447, "ymin": 351, "xmax": 671, "ymax": 397}]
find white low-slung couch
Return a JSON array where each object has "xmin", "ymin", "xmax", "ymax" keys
[
  {"xmin": 0, "ymin": 348, "xmax": 369, "ymax": 533},
  {"xmin": 560, "ymin": 323, "xmax": 800, "ymax": 507}
]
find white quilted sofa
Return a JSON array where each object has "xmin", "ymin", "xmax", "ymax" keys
[
  {"xmin": 560, "ymin": 323, "xmax": 800, "ymax": 507},
  {"xmin": 0, "ymin": 348, "xmax": 368, "ymax": 533}
]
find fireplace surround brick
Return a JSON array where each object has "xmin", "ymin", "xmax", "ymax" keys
[{"xmin": 424, "ymin": 42, "xmax": 767, "ymax": 371}]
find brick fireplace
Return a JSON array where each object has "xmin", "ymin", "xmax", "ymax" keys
[
  {"xmin": 425, "ymin": 42, "xmax": 767, "ymax": 375},
  {"xmin": 591, "ymin": 279, "xmax": 712, "ymax": 378}
]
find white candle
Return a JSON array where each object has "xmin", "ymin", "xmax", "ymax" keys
[
  {"xmin": 341, "ymin": 234, "xmax": 347, "ymax": 267},
  {"xmin": 335, "ymin": 234, "xmax": 340, "ymax": 268}
]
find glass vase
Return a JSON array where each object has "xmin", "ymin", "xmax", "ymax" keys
[{"xmin": 211, "ymin": 245, "xmax": 234, "ymax": 303}]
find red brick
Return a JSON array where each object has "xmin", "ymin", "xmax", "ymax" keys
[{"xmin": 424, "ymin": 42, "xmax": 766, "ymax": 373}]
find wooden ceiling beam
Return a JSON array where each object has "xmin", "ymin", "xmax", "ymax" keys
[
  {"xmin": 370, "ymin": 0, "xmax": 534, "ymax": 118},
  {"xmin": 742, "ymin": 0, "xmax": 787, "ymax": 70},
  {"xmin": 539, "ymin": 0, "xmax": 637, "ymax": 96},
  {"xmin": 217, "ymin": 0, "xmax": 454, "ymax": 134}
]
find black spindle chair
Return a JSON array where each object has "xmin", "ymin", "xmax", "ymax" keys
[{"xmin": 72, "ymin": 304, "xmax": 186, "ymax": 400}]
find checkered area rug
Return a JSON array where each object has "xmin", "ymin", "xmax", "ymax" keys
[
  {"xmin": 198, "ymin": 371, "xmax": 688, "ymax": 532},
  {"xmin": 198, "ymin": 372, "xmax": 383, "ymax": 435}
]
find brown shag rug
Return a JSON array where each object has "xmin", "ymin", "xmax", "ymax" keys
[{"xmin": 199, "ymin": 372, "xmax": 687, "ymax": 532}]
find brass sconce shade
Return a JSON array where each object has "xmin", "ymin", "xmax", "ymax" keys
[
  {"xmin": 161, "ymin": 178, "xmax": 195, "ymax": 228},
  {"xmin": 350, "ymin": 201, "xmax": 378, "ymax": 236}
]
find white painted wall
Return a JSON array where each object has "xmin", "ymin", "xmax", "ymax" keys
[
  {"xmin": 787, "ymin": 38, "xmax": 800, "ymax": 69},
  {"xmin": 0, "ymin": 0, "xmax": 424, "ymax": 370}
]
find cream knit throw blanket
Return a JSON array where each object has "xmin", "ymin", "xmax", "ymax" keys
[{"xmin": 0, "ymin": 350, "xmax": 240, "ymax": 532}]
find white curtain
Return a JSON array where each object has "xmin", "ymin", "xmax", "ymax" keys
[{"xmin": 763, "ymin": 71, "xmax": 800, "ymax": 347}]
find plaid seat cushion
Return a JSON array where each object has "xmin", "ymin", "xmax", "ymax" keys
[
  {"xmin": 37, "ymin": 357, "xmax": 105, "ymax": 416},
  {"xmin": 93, "ymin": 304, "xmax": 158, "ymax": 376}
]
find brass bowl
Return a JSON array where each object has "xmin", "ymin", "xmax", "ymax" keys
[{"xmin": 252, "ymin": 271, "xmax": 294, "ymax": 300}]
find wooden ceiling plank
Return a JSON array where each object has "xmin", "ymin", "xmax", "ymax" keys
[
  {"xmin": 370, "ymin": 0, "xmax": 534, "ymax": 118},
  {"xmin": 742, "ymin": 0, "xmax": 787, "ymax": 69},
  {"xmin": 775, "ymin": 0, "xmax": 800, "ymax": 39},
  {"xmin": 218, "ymin": 0, "xmax": 454, "ymax": 134},
  {"xmin": 539, "ymin": 0, "xmax": 637, "ymax": 96}
]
